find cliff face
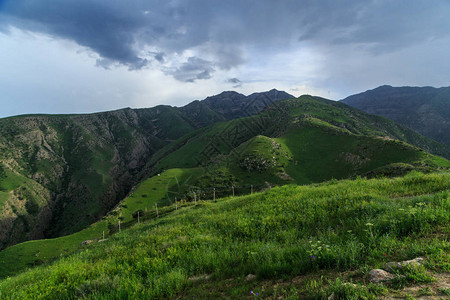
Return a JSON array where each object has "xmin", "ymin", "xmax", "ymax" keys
[{"xmin": 0, "ymin": 90, "xmax": 293, "ymax": 249}]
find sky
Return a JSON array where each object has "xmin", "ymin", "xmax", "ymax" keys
[{"xmin": 1, "ymin": 0, "xmax": 450, "ymax": 118}]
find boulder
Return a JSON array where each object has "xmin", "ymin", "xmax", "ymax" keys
[{"xmin": 369, "ymin": 269, "xmax": 396, "ymax": 283}]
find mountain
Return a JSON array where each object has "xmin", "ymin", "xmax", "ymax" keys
[
  {"xmin": 146, "ymin": 95, "xmax": 450, "ymax": 192},
  {"xmin": 179, "ymin": 89, "xmax": 293, "ymax": 127},
  {"xmin": 0, "ymin": 93, "xmax": 449, "ymax": 279},
  {"xmin": 341, "ymin": 85, "xmax": 450, "ymax": 147},
  {"xmin": 0, "ymin": 90, "xmax": 292, "ymax": 250}
]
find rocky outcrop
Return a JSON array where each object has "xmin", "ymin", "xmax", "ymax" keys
[{"xmin": 385, "ymin": 257, "xmax": 425, "ymax": 271}]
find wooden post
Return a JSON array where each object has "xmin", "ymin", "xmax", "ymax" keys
[
  {"xmin": 155, "ymin": 203, "xmax": 159, "ymax": 217},
  {"xmin": 102, "ymin": 231, "xmax": 105, "ymax": 240},
  {"xmin": 213, "ymin": 188, "xmax": 216, "ymax": 202},
  {"xmin": 232, "ymin": 186, "xmax": 235, "ymax": 197},
  {"xmin": 137, "ymin": 211, "xmax": 140, "ymax": 223},
  {"xmin": 251, "ymin": 185, "xmax": 253, "ymax": 194},
  {"xmin": 118, "ymin": 220, "xmax": 121, "ymax": 232}
]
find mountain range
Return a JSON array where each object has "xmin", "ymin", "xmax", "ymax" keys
[
  {"xmin": 342, "ymin": 85, "xmax": 450, "ymax": 147},
  {"xmin": 0, "ymin": 89, "xmax": 292, "ymax": 250},
  {"xmin": 0, "ymin": 86, "xmax": 449, "ymax": 288},
  {"xmin": 1, "ymin": 86, "xmax": 449, "ymax": 253}
]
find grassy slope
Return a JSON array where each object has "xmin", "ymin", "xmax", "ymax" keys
[
  {"xmin": 153, "ymin": 117, "xmax": 449, "ymax": 196},
  {"xmin": 150, "ymin": 96, "xmax": 450, "ymax": 176},
  {"xmin": 0, "ymin": 172, "xmax": 448, "ymax": 299},
  {"xmin": 0, "ymin": 105, "xmax": 201, "ymax": 245},
  {"xmin": 0, "ymin": 168, "xmax": 26, "ymax": 210},
  {"xmin": 277, "ymin": 127, "xmax": 427, "ymax": 184},
  {"xmin": 0, "ymin": 168, "xmax": 202, "ymax": 278}
]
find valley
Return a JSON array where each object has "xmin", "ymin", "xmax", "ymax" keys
[{"xmin": 0, "ymin": 88, "xmax": 449, "ymax": 299}]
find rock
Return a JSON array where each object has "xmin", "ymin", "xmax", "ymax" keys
[
  {"xmin": 369, "ymin": 269, "xmax": 396, "ymax": 283},
  {"xmin": 188, "ymin": 274, "xmax": 211, "ymax": 282},
  {"xmin": 385, "ymin": 257, "xmax": 424, "ymax": 271},
  {"xmin": 80, "ymin": 240, "xmax": 93, "ymax": 246},
  {"xmin": 245, "ymin": 274, "xmax": 257, "ymax": 281}
]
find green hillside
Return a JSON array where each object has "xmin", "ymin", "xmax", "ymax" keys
[
  {"xmin": 148, "ymin": 96, "xmax": 450, "ymax": 194},
  {"xmin": 1, "ymin": 92, "xmax": 449, "ymax": 298},
  {"xmin": 0, "ymin": 172, "xmax": 448, "ymax": 299},
  {"xmin": 0, "ymin": 90, "xmax": 290, "ymax": 250},
  {"xmin": 0, "ymin": 168, "xmax": 201, "ymax": 278}
]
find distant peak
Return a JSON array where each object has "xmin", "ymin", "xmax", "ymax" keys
[{"xmin": 215, "ymin": 91, "xmax": 242, "ymax": 96}]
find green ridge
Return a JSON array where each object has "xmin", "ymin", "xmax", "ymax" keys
[{"xmin": 0, "ymin": 172, "xmax": 448, "ymax": 298}]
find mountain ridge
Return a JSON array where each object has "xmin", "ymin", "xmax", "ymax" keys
[
  {"xmin": 341, "ymin": 85, "xmax": 450, "ymax": 147},
  {"xmin": 0, "ymin": 89, "xmax": 292, "ymax": 249}
]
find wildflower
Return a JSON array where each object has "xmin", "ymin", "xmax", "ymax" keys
[
  {"xmin": 250, "ymin": 291, "xmax": 253, "ymax": 295},
  {"xmin": 383, "ymin": 253, "xmax": 386, "ymax": 256}
]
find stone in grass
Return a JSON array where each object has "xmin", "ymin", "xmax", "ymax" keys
[
  {"xmin": 188, "ymin": 274, "xmax": 211, "ymax": 282},
  {"xmin": 385, "ymin": 257, "xmax": 425, "ymax": 271},
  {"xmin": 369, "ymin": 269, "xmax": 396, "ymax": 283},
  {"xmin": 245, "ymin": 274, "xmax": 257, "ymax": 281}
]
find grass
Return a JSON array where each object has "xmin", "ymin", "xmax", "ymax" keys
[
  {"xmin": 113, "ymin": 168, "xmax": 204, "ymax": 223},
  {"xmin": 148, "ymin": 97, "xmax": 450, "ymax": 195},
  {"xmin": 0, "ymin": 168, "xmax": 201, "ymax": 279},
  {"xmin": 0, "ymin": 168, "xmax": 26, "ymax": 210},
  {"xmin": 276, "ymin": 126, "xmax": 425, "ymax": 184},
  {"xmin": 0, "ymin": 172, "xmax": 448, "ymax": 299}
]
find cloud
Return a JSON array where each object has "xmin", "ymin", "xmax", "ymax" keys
[
  {"xmin": 1, "ymin": 0, "xmax": 450, "ymax": 93},
  {"xmin": 227, "ymin": 77, "xmax": 242, "ymax": 88},
  {"xmin": 165, "ymin": 57, "xmax": 215, "ymax": 82},
  {"xmin": 1, "ymin": 1, "xmax": 447, "ymax": 76}
]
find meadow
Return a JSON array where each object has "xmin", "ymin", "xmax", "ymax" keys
[{"xmin": 0, "ymin": 171, "xmax": 448, "ymax": 299}]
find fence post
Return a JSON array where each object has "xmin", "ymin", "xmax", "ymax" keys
[
  {"xmin": 118, "ymin": 220, "xmax": 121, "ymax": 232},
  {"xmin": 232, "ymin": 186, "xmax": 235, "ymax": 197},
  {"xmin": 213, "ymin": 187, "xmax": 216, "ymax": 202},
  {"xmin": 137, "ymin": 211, "xmax": 140, "ymax": 223}
]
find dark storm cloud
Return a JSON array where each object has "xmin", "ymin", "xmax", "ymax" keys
[
  {"xmin": 227, "ymin": 77, "xmax": 242, "ymax": 88},
  {"xmin": 165, "ymin": 57, "xmax": 215, "ymax": 82},
  {"xmin": 1, "ymin": 0, "xmax": 449, "ymax": 78}
]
